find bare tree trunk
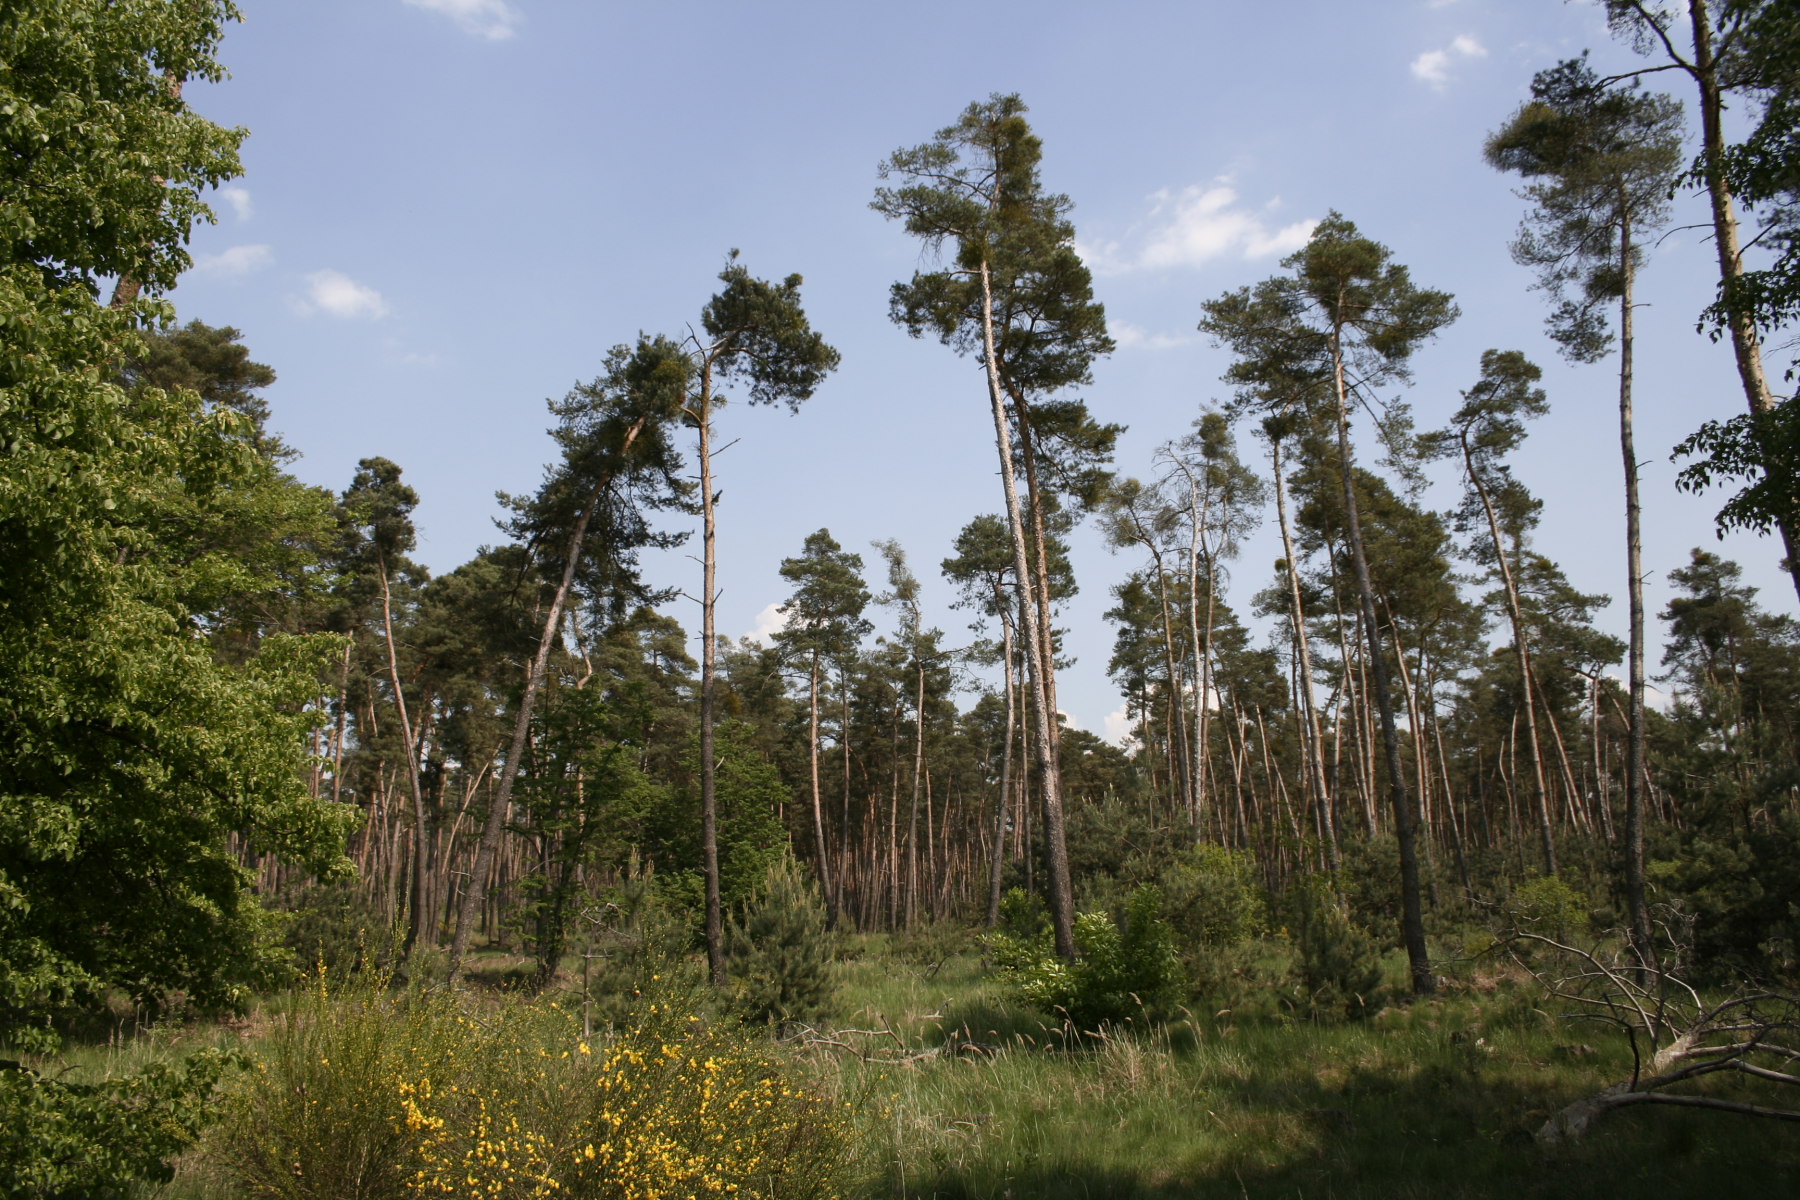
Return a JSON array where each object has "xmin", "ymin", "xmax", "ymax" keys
[
  {"xmin": 1618, "ymin": 214, "xmax": 1653, "ymax": 962},
  {"xmin": 987, "ymin": 594, "xmax": 1017, "ymax": 927},
  {"xmin": 377, "ymin": 554, "xmax": 431, "ymax": 957},
  {"xmin": 1329, "ymin": 321, "xmax": 1433, "ymax": 994},
  {"xmin": 808, "ymin": 649, "xmax": 833, "ymax": 920},
  {"xmin": 978, "ymin": 261, "xmax": 1074, "ymax": 960},
  {"xmin": 1679, "ymin": 0, "xmax": 1800, "ymax": 605},
  {"xmin": 906, "ymin": 648, "xmax": 925, "ymax": 928},
  {"xmin": 1462, "ymin": 433, "xmax": 1557, "ymax": 874},
  {"xmin": 1272, "ymin": 434, "xmax": 1337, "ymax": 871}
]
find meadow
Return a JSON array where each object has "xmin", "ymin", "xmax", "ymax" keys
[{"xmin": 28, "ymin": 927, "xmax": 1794, "ymax": 1200}]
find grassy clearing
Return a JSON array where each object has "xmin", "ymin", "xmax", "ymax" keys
[
  {"xmin": 815, "ymin": 941, "xmax": 1800, "ymax": 1199},
  {"xmin": 18, "ymin": 936, "xmax": 1800, "ymax": 1199}
]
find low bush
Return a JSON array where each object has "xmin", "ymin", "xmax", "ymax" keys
[
  {"xmin": 725, "ymin": 857, "xmax": 839, "ymax": 1034},
  {"xmin": 993, "ymin": 885, "xmax": 1183, "ymax": 1030},
  {"xmin": 1289, "ymin": 877, "xmax": 1384, "ymax": 1021},
  {"xmin": 1, "ymin": 1051, "xmax": 236, "ymax": 1199},
  {"xmin": 213, "ymin": 968, "xmax": 850, "ymax": 1200}
]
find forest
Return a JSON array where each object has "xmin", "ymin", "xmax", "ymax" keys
[{"xmin": 8, "ymin": 2, "xmax": 1800, "ymax": 1198}]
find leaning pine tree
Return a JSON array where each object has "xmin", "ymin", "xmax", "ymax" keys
[
  {"xmin": 1485, "ymin": 56, "xmax": 1682, "ymax": 962},
  {"xmin": 873, "ymin": 94, "xmax": 1114, "ymax": 960},
  {"xmin": 1200, "ymin": 213, "xmax": 1457, "ymax": 996}
]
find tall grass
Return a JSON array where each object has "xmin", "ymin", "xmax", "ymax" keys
[{"xmin": 820, "ymin": 945, "xmax": 1800, "ymax": 1199}]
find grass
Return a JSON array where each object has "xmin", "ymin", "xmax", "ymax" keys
[
  {"xmin": 815, "ymin": 938, "xmax": 1800, "ymax": 1199},
  {"xmin": 17, "ymin": 932, "xmax": 1800, "ymax": 1199}
]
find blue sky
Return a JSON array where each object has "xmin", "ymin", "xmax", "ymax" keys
[{"xmin": 170, "ymin": 0, "xmax": 1792, "ymax": 738}]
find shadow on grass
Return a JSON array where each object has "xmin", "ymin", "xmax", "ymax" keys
[{"xmin": 878, "ymin": 1033, "xmax": 1800, "ymax": 1200}]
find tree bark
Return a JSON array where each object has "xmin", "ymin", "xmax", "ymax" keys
[
  {"xmin": 695, "ymin": 366, "xmax": 724, "ymax": 984},
  {"xmin": 987, "ymin": 593, "xmax": 1016, "ymax": 927},
  {"xmin": 1462, "ymin": 433, "xmax": 1557, "ymax": 874},
  {"xmin": 1683, "ymin": 0, "xmax": 1800, "ymax": 606},
  {"xmin": 979, "ymin": 260, "xmax": 1075, "ymax": 960},
  {"xmin": 1271, "ymin": 433, "xmax": 1337, "ymax": 871},
  {"xmin": 377, "ymin": 552, "xmax": 431, "ymax": 957},
  {"xmin": 1618, "ymin": 212, "xmax": 1654, "ymax": 963},
  {"xmin": 1329, "ymin": 319, "xmax": 1433, "ymax": 994},
  {"xmin": 808, "ymin": 649, "xmax": 833, "ymax": 921},
  {"xmin": 447, "ymin": 417, "xmax": 649, "ymax": 983}
]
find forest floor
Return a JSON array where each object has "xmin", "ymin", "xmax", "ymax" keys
[
  {"xmin": 814, "ymin": 933, "xmax": 1798, "ymax": 1199},
  {"xmin": 45, "ymin": 934, "xmax": 1800, "ymax": 1199}
]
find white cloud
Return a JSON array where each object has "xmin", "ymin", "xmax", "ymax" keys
[
  {"xmin": 299, "ymin": 269, "xmax": 389, "ymax": 319},
  {"xmin": 1113, "ymin": 321, "xmax": 1191, "ymax": 351},
  {"xmin": 1103, "ymin": 704, "xmax": 1141, "ymax": 749},
  {"xmin": 218, "ymin": 186, "xmax": 252, "ymax": 221},
  {"xmin": 191, "ymin": 243, "xmax": 272, "ymax": 278},
  {"xmin": 1411, "ymin": 35, "xmax": 1487, "ymax": 88},
  {"xmin": 747, "ymin": 602, "xmax": 789, "ymax": 644},
  {"xmin": 402, "ymin": 0, "xmax": 521, "ymax": 40},
  {"xmin": 1079, "ymin": 182, "xmax": 1316, "ymax": 274}
]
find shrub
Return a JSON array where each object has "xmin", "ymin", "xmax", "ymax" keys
[
  {"xmin": 725, "ymin": 857, "xmax": 839, "ymax": 1034},
  {"xmin": 215, "ymin": 970, "xmax": 851, "ymax": 1200},
  {"xmin": 1290, "ymin": 878, "xmax": 1383, "ymax": 1021},
  {"xmin": 285, "ymin": 882, "xmax": 392, "ymax": 978},
  {"xmin": 994, "ymin": 886, "xmax": 1184, "ymax": 1031},
  {"xmin": 213, "ymin": 973, "xmax": 470, "ymax": 1200},
  {"xmin": 401, "ymin": 1005, "xmax": 850, "ymax": 1200},
  {"xmin": 1157, "ymin": 844, "xmax": 1265, "ymax": 952},
  {"xmin": 1, "ymin": 1051, "xmax": 236, "ymax": 1199},
  {"xmin": 1503, "ymin": 874, "xmax": 1591, "ymax": 942}
]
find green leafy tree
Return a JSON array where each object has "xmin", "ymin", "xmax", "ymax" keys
[
  {"xmin": 1200, "ymin": 214, "xmax": 1456, "ymax": 995},
  {"xmin": 1487, "ymin": 56, "xmax": 1682, "ymax": 954},
  {"xmin": 773, "ymin": 529, "xmax": 870, "ymax": 923},
  {"xmin": 672, "ymin": 257, "xmax": 839, "ymax": 984},
  {"xmin": 447, "ymin": 337, "xmax": 690, "ymax": 981},
  {"xmin": 874, "ymin": 93, "xmax": 1115, "ymax": 960}
]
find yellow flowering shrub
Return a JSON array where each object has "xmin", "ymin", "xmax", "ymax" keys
[{"xmin": 400, "ymin": 1004, "xmax": 849, "ymax": 1200}]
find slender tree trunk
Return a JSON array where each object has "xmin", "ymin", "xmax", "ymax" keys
[
  {"xmin": 1272, "ymin": 435, "xmax": 1337, "ymax": 871},
  {"xmin": 694, "ymin": 372, "xmax": 725, "ymax": 983},
  {"xmin": 1683, "ymin": 0, "xmax": 1800, "ymax": 605},
  {"xmin": 906, "ymin": 647, "xmax": 925, "ymax": 928},
  {"xmin": 1462, "ymin": 435, "xmax": 1557, "ymax": 874},
  {"xmin": 331, "ymin": 639, "xmax": 351, "ymax": 806},
  {"xmin": 447, "ymin": 417, "xmax": 649, "ymax": 982},
  {"xmin": 978, "ymin": 261, "xmax": 1074, "ymax": 960},
  {"xmin": 377, "ymin": 554, "xmax": 431, "ymax": 957},
  {"xmin": 987, "ymin": 592, "xmax": 1016, "ymax": 927},
  {"xmin": 1330, "ymin": 322, "xmax": 1433, "ymax": 994},
  {"xmin": 808, "ymin": 649, "xmax": 833, "ymax": 921},
  {"xmin": 1618, "ymin": 215, "xmax": 1654, "ymax": 962}
]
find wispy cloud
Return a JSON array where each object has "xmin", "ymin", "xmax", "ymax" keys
[
  {"xmin": 402, "ymin": 0, "xmax": 521, "ymax": 40},
  {"xmin": 1112, "ymin": 321, "xmax": 1191, "ymax": 351},
  {"xmin": 299, "ymin": 269, "xmax": 389, "ymax": 319},
  {"xmin": 1410, "ymin": 35, "xmax": 1486, "ymax": 88},
  {"xmin": 218, "ymin": 186, "xmax": 253, "ymax": 221},
  {"xmin": 192, "ymin": 243, "xmax": 272, "ymax": 278},
  {"xmin": 1079, "ymin": 182, "xmax": 1316, "ymax": 274},
  {"xmin": 747, "ymin": 602, "xmax": 789, "ymax": 644}
]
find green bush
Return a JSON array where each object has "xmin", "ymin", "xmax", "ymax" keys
[
  {"xmin": 1289, "ymin": 878, "xmax": 1383, "ymax": 1021},
  {"xmin": 994, "ymin": 886, "xmax": 1183, "ymax": 1031},
  {"xmin": 1503, "ymin": 874, "xmax": 1591, "ymax": 942},
  {"xmin": 284, "ymin": 882, "xmax": 392, "ymax": 978},
  {"xmin": 213, "ymin": 973, "xmax": 470, "ymax": 1200},
  {"xmin": 1, "ymin": 1051, "xmax": 236, "ymax": 1199},
  {"xmin": 1157, "ymin": 844, "xmax": 1265, "ymax": 951},
  {"xmin": 725, "ymin": 857, "xmax": 839, "ymax": 1034}
]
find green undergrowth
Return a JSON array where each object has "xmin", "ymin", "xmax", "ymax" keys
[
  {"xmin": 20, "ymin": 935, "xmax": 1800, "ymax": 1199},
  {"xmin": 819, "ymin": 941, "xmax": 1800, "ymax": 1199}
]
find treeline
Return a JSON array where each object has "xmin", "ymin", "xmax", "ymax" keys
[{"xmin": 12, "ymin": 2, "xmax": 1800, "ymax": 1057}]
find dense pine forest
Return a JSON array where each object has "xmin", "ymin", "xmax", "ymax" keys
[{"xmin": 10, "ymin": 3, "xmax": 1800, "ymax": 1198}]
